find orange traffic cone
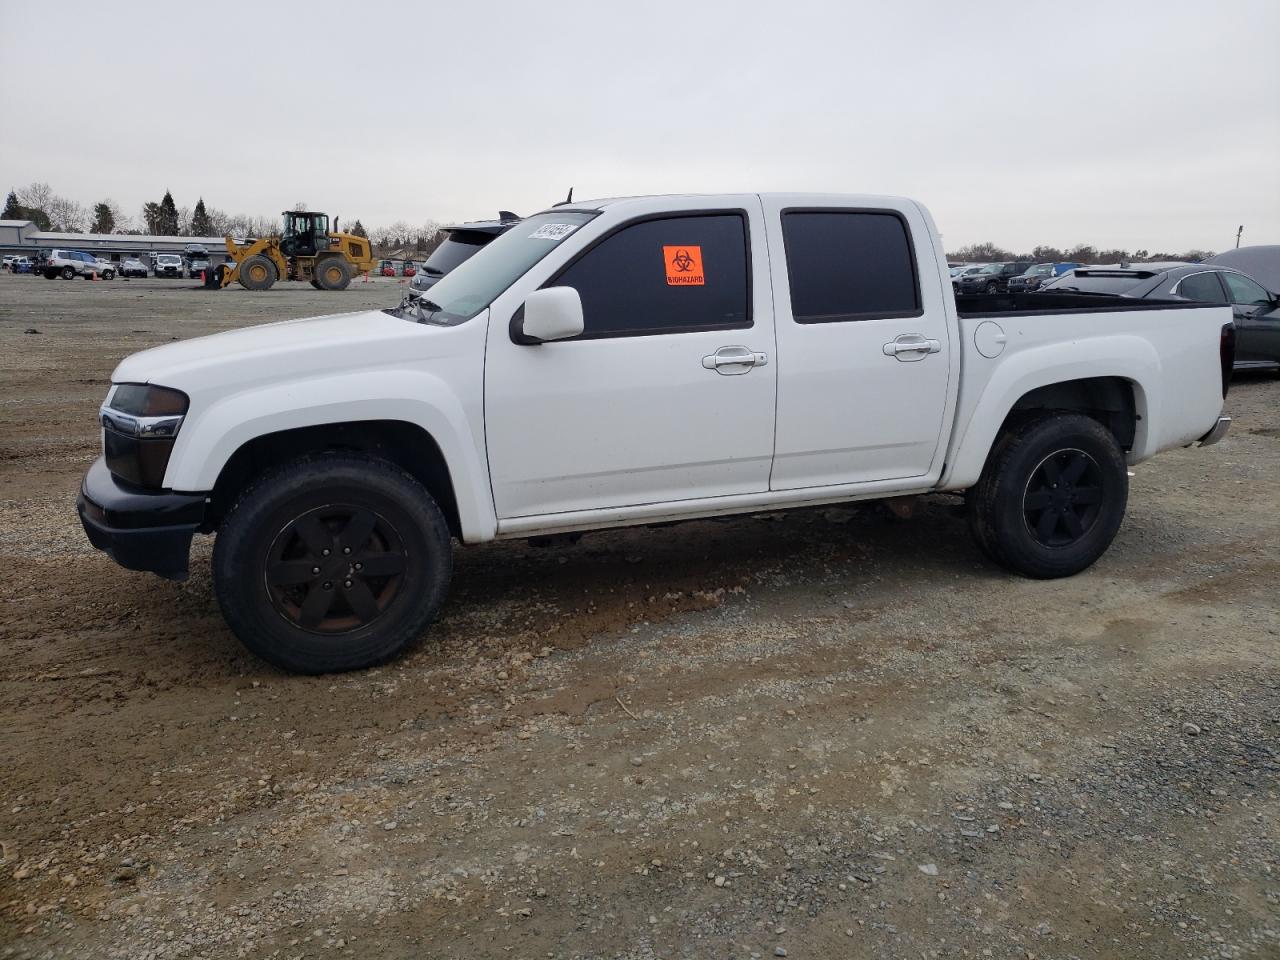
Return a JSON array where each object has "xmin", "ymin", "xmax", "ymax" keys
[
  {"xmin": 91, "ymin": 271, "xmax": 99, "ymax": 281},
  {"xmin": 200, "ymin": 270, "xmax": 205, "ymax": 283}
]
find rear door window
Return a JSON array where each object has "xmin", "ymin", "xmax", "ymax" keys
[
  {"xmin": 780, "ymin": 211, "xmax": 921, "ymax": 322},
  {"xmin": 1177, "ymin": 272, "xmax": 1227, "ymax": 302},
  {"xmin": 549, "ymin": 213, "xmax": 751, "ymax": 338}
]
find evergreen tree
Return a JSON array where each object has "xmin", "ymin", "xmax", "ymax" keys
[
  {"xmin": 141, "ymin": 201, "xmax": 162, "ymax": 234},
  {"xmin": 349, "ymin": 219, "xmax": 367, "ymax": 238},
  {"xmin": 157, "ymin": 190, "xmax": 180, "ymax": 236},
  {"xmin": 190, "ymin": 197, "xmax": 212, "ymax": 236},
  {"xmin": 24, "ymin": 207, "xmax": 51, "ymax": 230},
  {"xmin": 90, "ymin": 202, "xmax": 115, "ymax": 234},
  {"xmin": 2, "ymin": 190, "xmax": 21, "ymax": 219}
]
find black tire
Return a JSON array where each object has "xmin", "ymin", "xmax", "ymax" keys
[
  {"xmin": 61, "ymin": 266, "xmax": 75, "ymax": 280},
  {"xmin": 314, "ymin": 257, "xmax": 352, "ymax": 291},
  {"xmin": 967, "ymin": 413, "xmax": 1127, "ymax": 579},
  {"xmin": 103, "ymin": 269, "xmax": 115, "ymax": 280},
  {"xmin": 237, "ymin": 254, "xmax": 278, "ymax": 291},
  {"xmin": 984, "ymin": 281, "xmax": 998, "ymax": 294},
  {"xmin": 212, "ymin": 454, "xmax": 453, "ymax": 674}
]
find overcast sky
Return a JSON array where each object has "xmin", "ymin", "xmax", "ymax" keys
[{"xmin": 2, "ymin": 0, "xmax": 1277, "ymax": 251}]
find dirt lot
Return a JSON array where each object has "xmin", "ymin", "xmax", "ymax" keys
[{"xmin": 0, "ymin": 270, "xmax": 1277, "ymax": 960}]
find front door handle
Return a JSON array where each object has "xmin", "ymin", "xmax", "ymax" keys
[
  {"xmin": 703, "ymin": 345, "xmax": 768, "ymax": 375},
  {"xmin": 883, "ymin": 334, "xmax": 941, "ymax": 361}
]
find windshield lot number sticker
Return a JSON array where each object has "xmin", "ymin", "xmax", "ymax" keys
[
  {"xmin": 664, "ymin": 245, "xmax": 704, "ymax": 285},
  {"xmin": 529, "ymin": 223, "xmax": 578, "ymax": 241}
]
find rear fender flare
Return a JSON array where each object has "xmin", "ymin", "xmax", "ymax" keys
[{"xmin": 941, "ymin": 336, "xmax": 1158, "ymax": 490}]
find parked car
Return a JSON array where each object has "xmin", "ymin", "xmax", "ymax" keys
[
  {"xmin": 9, "ymin": 256, "xmax": 34, "ymax": 274},
  {"xmin": 2, "ymin": 255, "xmax": 14, "ymax": 270},
  {"xmin": 1206, "ymin": 245, "xmax": 1280, "ymax": 293},
  {"xmin": 119, "ymin": 258, "xmax": 148, "ymax": 278},
  {"xmin": 1007, "ymin": 262, "xmax": 1082, "ymax": 293},
  {"xmin": 184, "ymin": 244, "xmax": 211, "ymax": 279},
  {"xmin": 954, "ymin": 261, "xmax": 1035, "ymax": 295},
  {"xmin": 42, "ymin": 249, "xmax": 114, "ymax": 280},
  {"xmin": 154, "ymin": 254, "xmax": 183, "ymax": 278},
  {"xmin": 406, "ymin": 214, "xmax": 522, "ymax": 302},
  {"xmin": 77, "ymin": 192, "xmax": 1233, "ymax": 673},
  {"xmin": 94, "ymin": 257, "xmax": 117, "ymax": 278},
  {"xmin": 1044, "ymin": 264, "xmax": 1280, "ymax": 371}
]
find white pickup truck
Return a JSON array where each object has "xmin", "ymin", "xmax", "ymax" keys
[{"xmin": 78, "ymin": 193, "xmax": 1234, "ymax": 673}]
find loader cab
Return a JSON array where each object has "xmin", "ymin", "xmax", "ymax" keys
[{"xmin": 279, "ymin": 211, "xmax": 332, "ymax": 258}]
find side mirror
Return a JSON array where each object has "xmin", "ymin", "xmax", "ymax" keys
[{"xmin": 513, "ymin": 287, "xmax": 584, "ymax": 344}]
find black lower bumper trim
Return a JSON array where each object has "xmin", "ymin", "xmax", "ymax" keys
[{"xmin": 77, "ymin": 457, "xmax": 207, "ymax": 581}]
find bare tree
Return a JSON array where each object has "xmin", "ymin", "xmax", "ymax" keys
[
  {"xmin": 47, "ymin": 195, "xmax": 88, "ymax": 232},
  {"xmin": 17, "ymin": 181, "xmax": 54, "ymax": 214}
]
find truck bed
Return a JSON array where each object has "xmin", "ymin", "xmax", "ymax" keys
[{"xmin": 955, "ymin": 291, "xmax": 1204, "ymax": 318}]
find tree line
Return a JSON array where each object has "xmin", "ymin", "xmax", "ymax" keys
[
  {"xmin": 2, "ymin": 183, "xmax": 445, "ymax": 256},
  {"xmin": 946, "ymin": 241, "xmax": 1217, "ymax": 265}
]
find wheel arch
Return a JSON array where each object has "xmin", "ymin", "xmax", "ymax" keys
[
  {"xmin": 204, "ymin": 420, "xmax": 464, "ymax": 539},
  {"xmin": 942, "ymin": 344, "xmax": 1158, "ymax": 491}
]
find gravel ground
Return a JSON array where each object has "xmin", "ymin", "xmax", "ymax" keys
[{"xmin": 0, "ymin": 270, "xmax": 1277, "ymax": 959}]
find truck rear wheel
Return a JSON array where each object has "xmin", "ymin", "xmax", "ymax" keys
[
  {"xmin": 212, "ymin": 454, "xmax": 453, "ymax": 674},
  {"xmin": 314, "ymin": 257, "xmax": 352, "ymax": 291},
  {"xmin": 967, "ymin": 413, "xmax": 1127, "ymax": 579},
  {"xmin": 238, "ymin": 254, "xmax": 278, "ymax": 291}
]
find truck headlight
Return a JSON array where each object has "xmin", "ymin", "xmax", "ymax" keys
[{"xmin": 100, "ymin": 384, "xmax": 189, "ymax": 488}]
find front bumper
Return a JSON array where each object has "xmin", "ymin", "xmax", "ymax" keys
[{"xmin": 76, "ymin": 457, "xmax": 207, "ymax": 581}]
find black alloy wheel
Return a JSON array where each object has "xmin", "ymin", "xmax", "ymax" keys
[
  {"xmin": 1021, "ymin": 448, "xmax": 1103, "ymax": 547},
  {"xmin": 264, "ymin": 504, "xmax": 407, "ymax": 633}
]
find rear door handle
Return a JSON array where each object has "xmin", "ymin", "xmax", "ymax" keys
[
  {"xmin": 883, "ymin": 334, "xmax": 941, "ymax": 361},
  {"xmin": 703, "ymin": 345, "xmax": 768, "ymax": 375}
]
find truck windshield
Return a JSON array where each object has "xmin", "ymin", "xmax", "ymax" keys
[{"xmin": 394, "ymin": 211, "xmax": 597, "ymax": 325}]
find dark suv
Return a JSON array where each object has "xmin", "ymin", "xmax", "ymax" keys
[
  {"xmin": 1007, "ymin": 262, "xmax": 1083, "ymax": 293},
  {"xmin": 405, "ymin": 212, "xmax": 521, "ymax": 302},
  {"xmin": 954, "ymin": 261, "xmax": 1034, "ymax": 295}
]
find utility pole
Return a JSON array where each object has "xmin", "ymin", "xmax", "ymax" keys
[{"xmin": 1236, "ymin": 225, "xmax": 1244, "ymax": 249}]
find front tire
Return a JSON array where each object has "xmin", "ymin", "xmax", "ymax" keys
[
  {"xmin": 237, "ymin": 254, "xmax": 278, "ymax": 291},
  {"xmin": 61, "ymin": 266, "xmax": 75, "ymax": 280},
  {"xmin": 212, "ymin": 455, "xmax": 453, "ymax": 674},
  {"xmin": 967, "ymin": 413, "xmax": 1127, "ymax": 579},
  {"xmin": 314, "ymin": 257, "xmax": 352, "ymax": 291}
]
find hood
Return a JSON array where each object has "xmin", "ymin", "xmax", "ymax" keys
[{"xmin": 112, "ymin": 309, "xmax": 477, "ymax": 397}]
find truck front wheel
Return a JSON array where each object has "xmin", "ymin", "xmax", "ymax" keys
[
  {"xmin": 212, "ymin": 455, "xmax": 453, "ymax": 673},
  {"xmin": 967, "ymin": 413, "xmax": 1128, "ymax": 579}
]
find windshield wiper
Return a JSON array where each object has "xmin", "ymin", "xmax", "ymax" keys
[{"xmin": 391, "ymin": 294, "xmax": 443, "ymax": 324}]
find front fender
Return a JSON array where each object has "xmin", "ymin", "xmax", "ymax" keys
[
  {"xmin": 164, "ymin": 369, "xmax": 496, "ymax": 542},
  {"xmin": 941, "ymin": 334, "xmax": 1160, "ymax": 490}
]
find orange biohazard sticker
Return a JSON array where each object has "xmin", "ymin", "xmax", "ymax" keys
[{"xmin": 663, "ymin": 245, "xmax": 704, "ymax": 285}]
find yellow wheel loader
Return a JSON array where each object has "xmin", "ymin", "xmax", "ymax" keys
[{"xmin": 210, "ymin": 211, "xmax": 375, "ymax": 291}]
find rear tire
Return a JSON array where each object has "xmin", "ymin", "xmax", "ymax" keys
[
  {"xmin": 967, "ymin": 413, "xmax": 1127, "ymax": 579},
  {"xmin": 212, "ymin": 455, "xmax": 453, "ymax": 674},
  {"xmin": 314, "ymin": 257, "xmax": 352, "ymax": 291},
  {"xmin": 238, "ymin": 254, "xmax": 278, "ymax": 291}
]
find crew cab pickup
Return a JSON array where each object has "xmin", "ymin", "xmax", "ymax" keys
[{"xmin": 77, "ymin": 193, "xmax": 1234, "ymax": 674}]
